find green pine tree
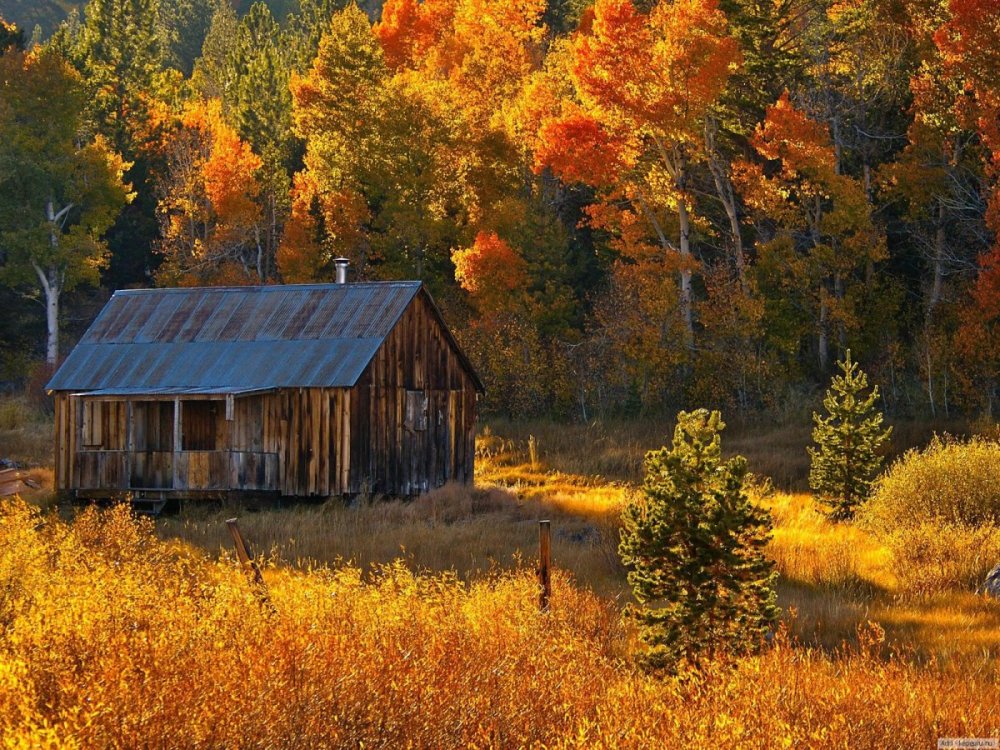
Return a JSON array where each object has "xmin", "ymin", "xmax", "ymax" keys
[
  {"xmin": 78, "ymin": 0, "xmax": 167, "ymax": 156},
  {"xmin": 618, "ymin": 409, "xmax": 779, "ymax": 671},
  {"xmin": 808, "ymin": 350, "xmax": 893, "ymax": 520}
]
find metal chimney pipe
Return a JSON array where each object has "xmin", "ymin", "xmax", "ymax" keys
[{"xmin": 334, "ymin": 257, "xmax": 349, "ymax": 284}]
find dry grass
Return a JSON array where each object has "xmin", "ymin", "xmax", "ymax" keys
[
  {"xmin": 160, "ymin": 481, "xmax": 630, "ymax": 598},
  {"xmin": 483, "ymin": 416, "xmax": 974, "ymax": 490},
  {"xmin": 0, "ymin": 395, "xmax": 53, "ymax": 467},
  {"xmin": 2, "ymin": 498, "xmax": 999, "ymax": 749},
  {"xmin": 151, "ymin": 424, "xmax": 1000, "ymax": 670},
  {"xmin": 6, "ymin": 408, "xmax": 1000, "ymax": 740}
]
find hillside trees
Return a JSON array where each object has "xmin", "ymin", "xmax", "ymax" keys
[
  {"xmin": 0, "ymin": 48, "xmax": 130, "ymax": 365},
  {"xmin": 534, "ymin": 0, "xmax": 740, "ymax": 350},
  {"xmin": 218, "ymin": 3, "xmax": 295, "ymax": 281},
  {"xmin": 69, "ymin": 0, "xmax": 176, "ymax": 288},
  {"xmin": 281, "ymin": 0, "xmax": 581, "ymax": 412},
  {"xmin": 9, "ymin": 0, "xmax": 1000, "ymax": 419},
  {"xmin": 879, "ymin": 52, "xmax": 985, "ymax": 415},
  {"xmin": 936, "ymin": 0, "xmax": 1000, "ymax": 414},
  {"xmin": 736, "ymin": 93, "xmax": 887, "ymax": 375},
  {"xmin": 77, "ymin": 0, "xmax": 169, "ymax": 157}
]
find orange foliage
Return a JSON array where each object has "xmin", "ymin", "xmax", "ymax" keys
[
  {"xmin": 571, "ymin": 0, "xmax": 739, "ymax": 137},
  {"xmin": 187, "ymin": 104, "xmax": 262, "ymax": 242},
  {"xmin": 375, "ymin": 0, "xmax": 455, "ymax": 69},
  {"xmin": 935, "ymin": 0, "xmax": 1000, "ymax": 397},
  {"xmin": 751, "ymin": 92, "xmax": 837, "ymax": 176},
  {"xmin": 156, "ymin": 100, "xmax": 264, "ymax": 286},
  {"xmin": 531, "ymin": 0, "xmax": 739, "ymax": 353},
  {"xmin": 534, "ymin": 108, "xmax": 627, "ymax": 186},
  {"xmin": 452, "ymin": 230, "xmax": 528, "ymax": 312},
  {"xmin": 278, "ymin": 171, "xmax": 368, "ymax": 283}
]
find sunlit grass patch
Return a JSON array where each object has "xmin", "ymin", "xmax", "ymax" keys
[{"xmin": 764, "ymin": 492, "xmax": 895, "ymax": 591}]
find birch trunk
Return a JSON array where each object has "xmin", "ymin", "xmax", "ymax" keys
[
  {"xmin": 36, "ymin": 198, "xmax": 71, "ymax": 367},
  {"xmin": 705, "ymin": 119, "xmax": 746, "ymax": 288},
  {"xmin": 677, "ymin": 195, "xmax": 695, "ymax": 348},
  {"xmin": 33, "ymin": 261, "xmax": 61, "ymax": 366}
]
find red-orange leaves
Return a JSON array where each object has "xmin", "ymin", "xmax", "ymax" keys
[
  {"xmin": 155, "ymin": 100, "xmax": 264, "ymax": 286},
  {"xmin": 191, "ymin": 105, "xmax": 262, "ymax": 238},
  {"xmin": 452, "ymin": 231, "xmax": 528, "ymax": 312},
  {"xmin": 375, "ymin": 0, "xmax": 455, "ymax": 70},
  {"xmin": 278, "ymin": 171, "xmax": 368, "ymax": 283},
  {"xmin": 534, "ymin": 109, "xmax": 626, "ymax": 186},
  {"xmin": 572, "ymin": 0, "xmax": 650, "ymax": 116},
  {"xmin": 572, "ymin": 0, "xmax": 739, "ymax": 135},
  {"xmin": 751, "ymin": 92, "xmax": 836, "ymax": 178}
]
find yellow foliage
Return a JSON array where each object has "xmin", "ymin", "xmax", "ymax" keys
[
  {"xmin": 859, "ymin": 436, "xmax": 1000, "ymax": 594},
  {"xmin": 1, "ymin": 497, "xmax": 999, "ymax": 747},
  {"xmin": 863, "ymin": 435, "xmax": 1000, "ymax": 530}
]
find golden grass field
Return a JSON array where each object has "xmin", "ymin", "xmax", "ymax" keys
[{"xmin": 1, "ymin": 399, "xmax": 999, "ymax": 746}]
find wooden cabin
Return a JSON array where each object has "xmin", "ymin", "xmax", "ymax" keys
[{"xmin": 46, "ymin": 280, "xmax": 483, "ymax": 504}]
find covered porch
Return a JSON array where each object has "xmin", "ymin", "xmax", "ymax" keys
[{"xmin": 63, "ymin": 388, "xmax": 279, "ymax": 494}]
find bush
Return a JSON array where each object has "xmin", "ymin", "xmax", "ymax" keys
[
  {"xmin": 882, "ymin": 521, "xmax": 1000, "ymax": 596},
  {"xmin": 860, "ymin": 436, "xmax": 1000, "ymax": 594},
  {"xmin": 862, "ymin": 436, "xmax": 1000, "ymax": 531}
]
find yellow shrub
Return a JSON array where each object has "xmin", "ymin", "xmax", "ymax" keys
[
  {"xmin": 883, "ymin": 521, "xmax": 1000, "ymax": 597},
  {"xmin": 863, "ymin": 436, "xmax": 1000, "ymax": 532},
  {"xmin": 859, "ymin": 437, "xmax": 1000, "ymax": 594},
  {"xmin": 1, "ymin": 498, "xmax": 998, "ymax": 748}
]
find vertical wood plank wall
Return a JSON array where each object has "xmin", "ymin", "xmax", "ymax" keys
[{"xmin": 353, "ymin": 291, "xmax": 478, "ymax": 496}]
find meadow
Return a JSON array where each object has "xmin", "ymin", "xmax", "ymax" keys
[{"xmin": 1, "ymin": 398, "xmax": 999, "ymax": 746}]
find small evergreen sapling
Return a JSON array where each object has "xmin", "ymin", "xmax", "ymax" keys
[
  {"xmin": 618, "ymin": 409, "xmax": 779, "ymax": 671},
  {"xmin": 808, "ymin": 351, "xmax": 892, "ymax": 520}
]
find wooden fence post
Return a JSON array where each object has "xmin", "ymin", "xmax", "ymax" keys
[
  {"xmin": 538, "ymin": 519, "xmax": 551, "ymax": 612},
  {"xmin": 226, "ymin": 518, "xmax": 272, "ymax": 608}
]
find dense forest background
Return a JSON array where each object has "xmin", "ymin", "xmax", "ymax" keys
[{"xmin": 0, "ymin": 0, "xmax": 998, "ymax": 420}]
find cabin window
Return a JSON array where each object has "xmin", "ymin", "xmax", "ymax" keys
[
  {"xmin": 182, "ymin": 400, "xmax": 221, "ymax": 450},
  {"xmin": 404, "ymin": 390, "xmax": 428, "ymax": 432},
  {"xmin": 81, "ymin": 401, "xmax": 106, "ymax": 449}
]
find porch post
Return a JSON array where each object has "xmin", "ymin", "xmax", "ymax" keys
[
  {"xmin": 173, "ymin": 398, "xmax": 182, "ymax": 487},
  {"xmin": 125, "ymin": 400, "xmax": 134, "ymax": 488}
]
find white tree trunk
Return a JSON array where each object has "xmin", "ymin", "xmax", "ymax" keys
[
  {"xmin": 705, "ymin": 119, "xmax": 746, "ymax": 289},
  {"xmin": 45, "ymin": 282, "xmax": 59, "ymax": 365},
  {"xmin": 677, "ymin": 195, "xmax": 695, "ymax": 348},
  {"xmin": 32, "ymin": 261, "xmax": 61, "ymax": 366},
  {"xmin": 38, "ymin": 198, "xmax": 70, "ymax": 367}
]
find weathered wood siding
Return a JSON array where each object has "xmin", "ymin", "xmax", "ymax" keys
[
  {"xmin": 55, "ymin": 394, "xmax": 279, "ymax": 494},
  {"xmin": 53, "ymin": 290, "xmax": 478, "ymax": 498},
  {"xmin": 244, "ymin": 293, "xmax": 478, "ymax": 497},
  {"xmin": 354, "ymin": 291, "xmax": 478, "ymax": 495}
]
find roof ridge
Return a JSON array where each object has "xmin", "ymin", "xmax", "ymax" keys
[{"xmin": 114, "ymin": 281, "xmax": 423, "ymax": 295}]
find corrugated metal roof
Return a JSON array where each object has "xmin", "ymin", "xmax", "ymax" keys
[{"xmin": 48, "ymin": 282, "xmax": 426, "ymax": 392}]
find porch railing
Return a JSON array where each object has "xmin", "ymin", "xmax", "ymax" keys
[{"xmin": 75, "ymin": 450, "xmax": 279, "ymax": 492}]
